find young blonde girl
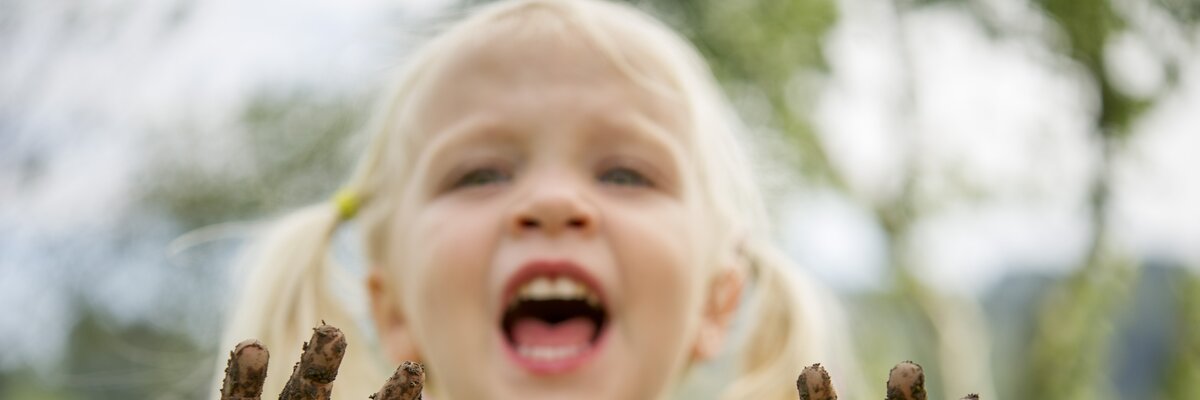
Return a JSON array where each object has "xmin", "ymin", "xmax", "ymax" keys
[{"xmin": 217, "ymin": 0, "xmax": 859, "ymax": 398}]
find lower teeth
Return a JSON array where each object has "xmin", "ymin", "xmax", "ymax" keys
[{"xmin": 517, "ymin": 345, "xmax": 586, "ymax": 361}]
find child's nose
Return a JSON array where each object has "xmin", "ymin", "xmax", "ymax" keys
[{"xmin": 509, "ymin": 182, "xmax": 597, "ymax": 237}]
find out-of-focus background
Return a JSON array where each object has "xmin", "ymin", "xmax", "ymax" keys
[{"xmin": 2, "ymin": 0, "xmax": 1198, "ymax": 398}]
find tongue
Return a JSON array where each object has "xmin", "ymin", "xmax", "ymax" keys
[{"xmin": 511, "ymin": 317, "xmax": 596, "ymax": 347}]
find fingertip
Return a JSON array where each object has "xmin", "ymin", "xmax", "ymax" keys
[
  {"xmin": 886, "ymin": 361, "xmax": 926, "ymax": 400},
  {"xmin": 797, "ymin": 363, "xmax": 837, "ymax": 400},
  {"xmin": 280, "ymin": 324, "xmax": 348, "ymax": 400},
  {"xmin": 221, "ymin": 339, "xmax": 270, "ymax": 400},
  {"xmin": 372, "ymin": 361, "xmax": 426, "ymax": 400}
]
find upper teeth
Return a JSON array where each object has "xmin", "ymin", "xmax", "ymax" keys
[{"xmin": 514, "ymin": 276, "xmax": 600, "ymax": 307}]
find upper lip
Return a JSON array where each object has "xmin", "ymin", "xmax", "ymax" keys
[{"xmin": 498, "ymin": 259, "xmax": 609, "ymax": 318}]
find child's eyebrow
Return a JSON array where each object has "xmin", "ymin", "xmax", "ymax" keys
[
  {"xmin": 591, "ymin": 111, "xmax": 688, "ymax": 166},
  {"xmin": 417, "ymin": 114, "xmax": 514, "ymax": 160},
  {"xmin": 415, "ymin": 110, "xmax": 688, "ymax": 177},
  {"xmin": 622, "ymin": 112, "xmax": 684, "ymax": 149}
]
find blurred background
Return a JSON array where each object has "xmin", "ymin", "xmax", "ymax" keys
[{"xmin": 2, "ymin": 0, "xmax": 1198, "ymax": 398}]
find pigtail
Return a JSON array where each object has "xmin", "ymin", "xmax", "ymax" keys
[
  {"xmin": 721, "ymin": 240, "xmax": 861, "ymax": 400},
  {"xmin": 214, "ymin": 203, "xmax": 386, "ymax": 400},
  {"xmin": 208, "ymin": 7, "xmax": 435, "ymax": 396}
]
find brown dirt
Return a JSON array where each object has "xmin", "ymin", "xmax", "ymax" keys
[
  {"xmin": 796, "ymin": 363, "xmax": 837, "ymax": 400},
  {"xmin": 885, "ymin": 361, "xmax": 927, "ymax": 400},
  {"xmin": 221, "ymin": 339, "xmax": 270, "ymax": 400},
  {"xmin": 278, "ymin": 324, "xmax": 348, "ymax": 400},
  {"xmin": 369, "ymin": 361, "xmax": 425, "ymax": 400}
]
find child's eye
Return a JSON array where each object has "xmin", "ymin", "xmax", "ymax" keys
[
  {"xmin": 598, "ymin": 167, "xmax": 653, "ymax": 187},
  {"xmin": 452, "ymin": 167, "xmax": 512, "ymax": 189}
]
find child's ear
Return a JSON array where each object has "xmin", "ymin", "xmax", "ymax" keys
[
  {"xmin": 367, "ymin": 267, "xmax": 421, "ymax": 364},
  {"xmin": 691, "ymin": 266, "xmax": 745, "ymax": 361}
]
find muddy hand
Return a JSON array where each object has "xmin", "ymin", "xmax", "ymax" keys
[{"xmin": 221, "ymin": 323, "xmax": 425, "ymax": 400}]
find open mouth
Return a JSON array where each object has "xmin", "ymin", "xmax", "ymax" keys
[{"xmin": 499, "ymin": 266, "xmax": 609, "ymax": 373}]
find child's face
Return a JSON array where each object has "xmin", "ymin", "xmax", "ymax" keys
[{"xmin": 370, "ymin": 24, "xmax": 735, "ymax": 400}]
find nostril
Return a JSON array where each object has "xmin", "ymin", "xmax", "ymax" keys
[
  {"xmin": 568, "ymin": 218, "xmax": 587, "ymax": 229},
  {"xmin": 520, "ymin": 218, "xmax": 539, "ymax": 229}
]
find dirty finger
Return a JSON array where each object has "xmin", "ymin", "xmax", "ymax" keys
[
  {"xmin": 278, "ymin": 324, "xmax": 348, "ymax": 400},
  {"xmin": 370, "ymin": 361, "xmax": 425, "ymax": 400},
  {"xmin": 220, "ymin": 339, "xmax": 270, "ymax": 400}
]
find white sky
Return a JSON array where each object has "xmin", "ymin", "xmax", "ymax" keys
[{"xmin": 0, "ymin": 0, "xmax": 443, "ymax": 371}]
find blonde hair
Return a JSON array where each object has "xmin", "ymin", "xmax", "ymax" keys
[{"xmin": 216, "ymin": 1, "xmax": 859, "ymax": 399}]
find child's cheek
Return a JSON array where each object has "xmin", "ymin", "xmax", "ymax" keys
[
  {"xmin": 607, "ymin": 200, "xmax": 706, "ymax": 381},
  {"xmin": 399, "ymin": 197, "xmax": 505, "ymax": 367}
]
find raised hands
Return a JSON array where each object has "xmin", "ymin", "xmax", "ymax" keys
[
  {"xmin": 219, "ymin": 323, "xmax": 976, "ymax": 400},
  {"xmin": 218, "ymin": 324, "xmax": 424, "ymax": 400},
  {"xmin": 796, "ymin": 361, "xmax": 981, "ymax": 400}
]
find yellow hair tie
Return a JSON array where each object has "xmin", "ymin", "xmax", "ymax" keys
[{"xmin": 332, "ymin": 189, "xmax": 360, "ymax": 220}]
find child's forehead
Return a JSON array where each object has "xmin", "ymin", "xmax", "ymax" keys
[
  {"xmin": 433, "ymin": 26, "xmax": 620, "ymax": 90},
  {"xmin": 405, "ymin": 10, "xmax": 691, "ymax": 145},
  {"xmin": 432, "ymin": 6, "xmax": 675, "ymax": 90}
]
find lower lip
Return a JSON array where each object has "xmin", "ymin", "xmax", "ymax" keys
[{"xmin": 499, "ymin": 324, "xmax": 610, "ymax": 375}]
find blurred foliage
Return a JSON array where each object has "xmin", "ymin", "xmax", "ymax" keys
[
  {"xmin": 638, "ymin": 0, "xmax": 842, "ymax": 185},
  {"xmin": 0, "ymin": 305, "xmax": 211, "ymax": 400},
  {"xmin": 1023, "ymin": 0, "xmax": 1160, "ymax": 397},
  {"xmin": 140, "ymin": 90, "xmax": 367, "ymax": 227},
  {"xmin": 1038, "ymin": 0, "xmax": 1149, "ymax": 136},
  {"xmin": 1024, "ymin": 250, "xmax": 1137, "ymax": 399},
  {"xmin": 640, "ymin": 0, "xmax": 1194, "ymax": 398},
  {"xmin": 57, "ymin": 307, "xmax": 210, "ymax": 399},
  {"xmin": 1164, "ymin": 270, "xmax": 1200, "ymax": 399},
  {"xmin": 1157, "ymin": 0, "xmax": 1200, "ymax": 24}
]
